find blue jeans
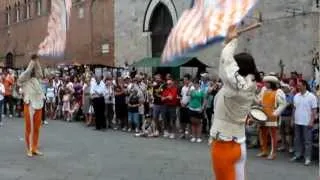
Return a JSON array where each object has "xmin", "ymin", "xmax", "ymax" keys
[
  {"xmin": 294, "ymin": 125, "xmax": 313, "ymax": 159},
  {"xmin": 128, "ymin": 112, "xmax": 140, "ymax": 127}
]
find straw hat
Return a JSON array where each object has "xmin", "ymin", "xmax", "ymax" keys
[
  {"xmin": 263, "ymin": 75, "xmax": 279, "ymax": 83},
  {"xmin": 200, "ymin": 72, "xmax": 209, "ymax": 78},
  {"xmin": 280, "ymin": 82, "xmax": 290, "ymax": 89}
]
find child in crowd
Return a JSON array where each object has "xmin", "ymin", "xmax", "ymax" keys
[
  {"xmin": 46, "ymin": 80, "xmax": 56, "ymax": 120},
  {"xmin": 128, "ymin": 89, "xmax": 140, "ymax": 132},
  {"xmin": 69, "ymin": 99, "xmax": 80, "ymax": 122},
  {"xmin": 0, "ymin": 78, "xmax": 5, "ymax": 126},
  {"xmin": 62, "ymin": 87, "xmax": 72, "ymax": 122}
]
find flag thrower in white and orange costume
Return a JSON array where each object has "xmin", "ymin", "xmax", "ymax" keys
[
  {"xmin": 17, "ymin": 54, "xmax": 45, "ymax": 157},
  {"xmin": 209, "ymin": 24, "xmax": 262, "ymax": 180}
]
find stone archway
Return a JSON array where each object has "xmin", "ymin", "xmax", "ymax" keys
[
  {"xmin": 5, "ymin": 52, "xmax": 14, "ymax": 68},
  {"xmin": 149, "ymin": 3, "xmax": 173, "ymax": 57},
  {"xmin": 143, "ymin": 0, "xmax": 177, "ymax": 32}
]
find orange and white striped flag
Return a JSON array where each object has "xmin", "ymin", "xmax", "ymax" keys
[{"xmin": 161, "ymin": 0, "xmax": 258, "ymax": 63}]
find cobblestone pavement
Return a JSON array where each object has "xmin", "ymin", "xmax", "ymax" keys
[{"xmin": 0, "ymin": 118, "xmax": 318, "ymax": 180}]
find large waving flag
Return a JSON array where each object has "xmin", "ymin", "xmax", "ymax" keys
[
  {"xmin": 38, "ymin": 0, "xmax": 72, "ymax": 59},
  {"xmin": 161, "ymin": 0, "xmax": 258, "ymax": 63}
]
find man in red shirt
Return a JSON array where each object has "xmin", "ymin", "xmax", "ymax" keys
[
  {"xmin": 161, "ymin": 79, "xmax": 178, "ymax": 139},
  {"xmin": 3, "ymin": 69, "xmax": 14, "ymax": 118}
]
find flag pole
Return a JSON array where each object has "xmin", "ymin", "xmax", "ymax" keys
[{"xmin": 238, "ymin": 23, "xmax": 262, "ymax": 35}]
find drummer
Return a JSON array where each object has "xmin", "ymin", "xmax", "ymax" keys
[{"xmin": 257, "ymin": 74, "xmax": 287, "ymax": 160}]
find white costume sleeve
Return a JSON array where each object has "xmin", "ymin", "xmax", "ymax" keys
[
  {"xmin": 219, "ymin": 39, "xmax": 255, "ymax": 91},
  {"xmin": 17, "ymin": 60, "xmax": 35, "ymax": 86},
  {"xmin": 273, "ymin": 89, "xmax": 287, "ymax": 116},
  {"xmin": 35, "ymin": 60, "xmax": 43, "ymax": 79}
]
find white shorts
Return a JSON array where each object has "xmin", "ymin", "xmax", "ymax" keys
[{"xmin": 46, "ymin": 97, "xmax": 55, "ymax": 103}]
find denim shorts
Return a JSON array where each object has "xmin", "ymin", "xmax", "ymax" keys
[
  {"xmin": 152, "ymin": 105, "xmax": 164, "ymax": 120},
  {"xmin": 128, "ymin": 112, "xmax": 140, "ymax": 126}
]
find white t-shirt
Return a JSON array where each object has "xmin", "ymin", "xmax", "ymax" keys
[
  {"xmin": 46, "ymin": 87, "xmax": 55, "ymax": 98},
  {"xmin": 105, "ymin": 85, "xmax": 114, "ymax": 104},
  {"xmin": 294, "ymin": 91, "xmax": 318, "ymax": 126},
  {"xmin": 180, "ymin": 85, "xmax": 195, "ymax": 106},
  {"xmin": 0, "ymin": 83, "xmax": 5, "ymax": 101}
]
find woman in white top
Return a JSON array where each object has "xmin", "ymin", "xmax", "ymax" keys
[
  {"xmin": 210, "ymin": 26, "xmax": 261, "ymax": 180},
  {"xmin": 0, "ymin": 78, "xmax": 5, "ymax": 126},
  {"xmin": 46, "ymin": 79, "xmax": 56, "ymax": 119}
]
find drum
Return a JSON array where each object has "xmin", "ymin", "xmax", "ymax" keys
[{"xmin": 249, "ymin": 106, "xmax": 268, "ymax": 123}]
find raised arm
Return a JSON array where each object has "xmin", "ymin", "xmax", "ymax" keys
[
  {"xmin": 17, "ymin": 60, "xmax": 36, "ymax": 86},
  {"xmin": 34, "ymin": 60, "xmax": 43, "ymax": 79},
  {"xmin": 219, "ymin": 38, "xmax": 255, "ymax": 91}
]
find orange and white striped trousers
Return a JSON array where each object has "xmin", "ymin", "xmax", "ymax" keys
[
  {"xmin": 211, "ymin": 140, "xmax": 247, "ymax": 180},
  {"xmin": 23, "ymin": 104, "xmax": 42, "ymax": 152}
]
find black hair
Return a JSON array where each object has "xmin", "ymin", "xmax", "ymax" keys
[
  {"xmin": 234, "ymin": 52, "xmax": 261, "ymax": 82},
  {"xmin": 193, "ymin": 78, "xmax": 200, "ymax": 84},
  {"xmin": 299, "ymin": 79, "xmax": 311, "ymax": 92},
  {"xmin": 183, "ymin": 74, "xmax": 191, "ymax": 80},
  {"xmin": 31, "ymin": 54, "xmax": 38, "ymax": 60},
  {"xmin": 268, "ymin": 81, "xmax": 278, "ymax": 90}
]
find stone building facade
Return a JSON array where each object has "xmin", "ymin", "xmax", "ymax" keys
[
  {"xmin": 0, "ymin": 0, "xmax": 114, "ymax": 68},
  {"xmin": 0, "ymin": 0, "xmax": 318, "ymax": 78},
  {"xmin": 115, "ymin": 0, "xmax": 320, "ymax": 78}
]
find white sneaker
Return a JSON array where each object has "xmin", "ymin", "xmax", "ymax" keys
[
  {"xmin": 290, "ymin": 156, "xmax": 300, "ymax": 162},
  {"xmin": 288, "ymin": 148, "xmax": 294, "ymax": 153},
  {"xmin": 196, "ymin": 138, "xmax": 202, "ymax": 143},
  {"xmin": 127, "ymin": 128, "xmax": 132, "ymax": 132},
  {"xmin": 135, "ymin": 128, "xmax": 139, "ymax": 133},
  {"xmin": 304, "ymin": 159, "xmax": 311, "ymax": 166},
  {"xmin": 153, "ymin": 130, "xmax": 159, "ymax": 137},
  {"xmin": 190, "ymin": 138, "xmax": 196, "ymax": 143},
  {"xmin": 163, "ymin": 131, "xmax": 169, "ymax": 138},
  {"xmin": 43, "ymin": 121, "xmax": 49, "ymax": 125},
  {"xmin": 9, "ymin": 114, "xmax": 13, "ymax": 118},
  {"xmin": 169, "ymin": 134, "xmax": 175, "ymax": 139}
]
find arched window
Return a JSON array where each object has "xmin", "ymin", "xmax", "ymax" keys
[
  {"xmin": 24, "ymin": 0, "xmax": 29, "ymax": 19},
  {"xmin": 5, "ymin": 53, "xmax": 14, "ymax": 68},
  {"xmin": 28, "ymin": 0, "xmax": 31, "ymax": 18},
  {"xmin": 6, "ymin": 7, "xmax": 10, "ymax": 25},
  {"xmin": 13, "ymin": 4, "xmax": 17, "ymax": 23},
  {"xmin": 36, "ymin": 0, "xmax": 42, "ymax": 16},
  {"xmin": 47, "ymin": 0, "xmax": 52, "ymax": 13},
  {"xmin": 149, "ymin": 3, "xmax": 173, "ymax": 57},
  {"xmin": 17, "ymin": 2, "xmax": 21, "ymax": 22}
]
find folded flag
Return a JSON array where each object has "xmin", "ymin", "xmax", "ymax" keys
[
  {"xmin": 38, "ymin": 0, "xmax": 72, "ymax": 59},
  {"xmin": 161, "ymin": 0, "xmax": 258, "ymax": 63}
]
